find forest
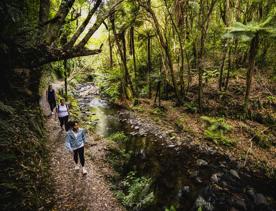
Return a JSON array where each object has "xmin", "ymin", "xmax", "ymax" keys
[{"xmin": 0, "ymin": 0, "xmax": 275, "ymax": 210}]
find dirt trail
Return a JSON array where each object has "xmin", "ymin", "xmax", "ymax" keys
[{"xmin": 41, "ymin": 83, "xmax": 124, "ymax": 211}]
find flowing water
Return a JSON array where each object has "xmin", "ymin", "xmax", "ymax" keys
[{"xmin": 75, "ymin": 83, "xmax": 276, "ymax": 211}]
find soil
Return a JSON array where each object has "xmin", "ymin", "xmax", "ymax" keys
[{"xmin": 41, "ymin": 82, "xmax": 124, "ymax": 211}]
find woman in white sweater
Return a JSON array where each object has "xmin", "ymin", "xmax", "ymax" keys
[{"xmin": 55, "ymin": 99, "xmax": 69, "ymax": 131}]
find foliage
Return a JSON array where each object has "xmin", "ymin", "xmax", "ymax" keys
[
  {"xmin": 150, "ymin": 107, "xmax": 166, "ymax": 116},
  {"xmin": 252, "ymin": 132, "xmax": 273, "ymax": 148},
  {"xmin": 224, "ymin": 8, "xmax": 276, "ymax": 41},
  {"xmin": 132, "ymin": 105, "xmax": 145, "ymax": 113},
  {"xmin": 203, "ymin": 69, "xmax": 219, "ymax": 80},
  {"xmin": 108, "ymin": 131, "xmax": 128, "ymax": 142},
  {"xmin": 0, "ymin": 101, "xmax": 53, "ymax": 210},
  {"xmin": 165, "ymin": 205, "xmax": 176, "ymax": 211},
  {"xmin": 243, "ymin": 126, "xmax": 274, "ymax": 149},
  {"xmin": 95, "ymin": 68, "xmax": 122, "ymax": 102},
  {"xmin": 184, "ymin": 102, "xmax": 198, "ymax": 113},
  {"xmin": 201, "ymin": 116, "xmax": 234, "ymax": 146},
  {"xmin": 267, "ymin": 96, "xmax": 276, "ymax": 105},
  {"xmin": 115, "ymin": 171, "xmax": 155, "ymax": 210}
]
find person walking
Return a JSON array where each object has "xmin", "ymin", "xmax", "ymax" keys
[
  {"xmin": 55, "ymin": 99, "xmax": 69, "ymax": 131},
  {"xmin": 46, "ymin": 85, "xmax": 56, "ymax": 115},
  {"xmin": 65, "ymin": 121, "xmax": 87, "ymax": 175}
]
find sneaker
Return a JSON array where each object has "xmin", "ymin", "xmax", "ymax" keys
[
  {"xmin": 82, "ymin": 167, "xmax": 87, "ymax": 175},
  {"xmin": 74, "ymin": 165, "xmax": 80, "ymax": 171}
]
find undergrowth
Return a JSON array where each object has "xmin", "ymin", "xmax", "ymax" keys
[
  {"xmin": 115, "ymin": 171, "xmax": 155, "ymax": 210},
  {"xmin": 201, "ymin": 116, "xmax": 234, "ymax": 146},
  {"xmin": 0, "ymin": 100, "xmax": 53, "ymax": 210},
  {"xmin": 108, "ymin": 131, "xmax": 128, "ymax": 142}
]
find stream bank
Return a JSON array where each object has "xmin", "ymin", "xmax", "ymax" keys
[{"xmin": 73, "ymin": 82, "xmax": 276, "ymax": 211}]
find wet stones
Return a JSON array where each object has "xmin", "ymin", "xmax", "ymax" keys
[
  {"xmin": 254, "ymin": 193, "xmax": 268, "ymax": 206},
  {"xmin": 194, "ymin": 196, "xmax": 214, "ymax": 211},
  {"xmin": 228, "ymin": 196, "xmax": 247, "ymax": 211},
  {"xmin": 188, "ymin": 170, "xmax": 199, "ymax": 178},
  {"xmin": 210, "ymin": 173, "xmax": 223, "ymax": 183},
  {"xmin": 229, "ymin": 169, "xmax": 240, "ymax": 179},
  {"xmin": 196, "ymin": 159, "xmax": 208, "ymax": 166}
]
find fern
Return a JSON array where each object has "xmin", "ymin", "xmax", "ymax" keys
[
  {"xmin": 201, "ymin": 116, "xmax": 234, "ymax": 146},
  {"xmin": 116, "ymin": 171, "xmax": 155, "ymax": 210}
]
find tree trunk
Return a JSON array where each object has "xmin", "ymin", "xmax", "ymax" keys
[
  {"xmin": 64, "ymin": 59, "xmax": 68, "ymax": 100},
  {"xmin": 110, "ymin": 16, "xmax": 135, "ymax": 99},
  {"xmin": 185, "ymin": 49, "xmax": 192, "ymax": 94},
  {"xmin": 109, "ymin": 30, "xmax": 113, "ymax": 68},
  {"xmin": 39, "ymin": 0, "xmax": 50, "ymax": 24},
  {"xmin": 218, "ymin": 43, "xmax": 227, "ymax": 91},
  {"xmin": 244, "ymin": 34, "xmax": 259, "ymax": 112},
  {"xmin": 147, "ymin": 34, "xmax": 152, "ymax": 99},
  {"xmin": 64, "ymin": 0, "xmax": 102, "ymax": 48},
  {"xmin": 197, "ymin": 0, "xmax": 217, "ymax": 112},
  {"xmin": 224, "ymin": 46, "xmax": 232, "ymax": 91},
  {"xmin": 163, "ymin": 0, "xmax": 185, "ymax": 96},
  {"xmin": 130, "ymin": 27, "xmax": 137, "ymax": 80},
  {"xmin": 144, "ymin": 5, "xmax": 181, "ymax": 104},
  {"xmin": 46, "ymin": 0, "xmax": 76, "ymax": 44}
]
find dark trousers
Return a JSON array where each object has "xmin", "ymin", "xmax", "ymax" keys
[
  {"xmin": 49, "ymin": 101, "xmax": 56, "ymax": 112},
  {"xmin": 58, "ymin": 115, "xmax": 69, "ymax": 130},
  {"xmin": 73, "ymin": 147, "xmax": 85, "ymax": 166}
]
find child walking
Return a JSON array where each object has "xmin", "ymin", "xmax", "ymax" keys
[
  {"xmin": 65, "ymin": 121, "xmax": 87, "ymax": 175},
  {"xmin": 55, "ymin": 99, "xmax": 69, "ymax": 131}
]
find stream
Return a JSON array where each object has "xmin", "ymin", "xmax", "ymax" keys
[{"xmin": 74, "ymin": 83, "xmax": 276, "ymax": 211}]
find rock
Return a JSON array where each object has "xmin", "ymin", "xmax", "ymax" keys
[
  {"xmin": 194, "ymin": 196, "xmax": 214, "ymax": 211},
  {"xmin": 230, "ymin": 169, "xmax": 240, "ymax": 179},
  {"xmin": 134, "ymin": 126, "xmax": 140, "ymax": 130},
  {"xmin": 182, "ymin": 186, "xmax": 190, "ymax": 193},
  {"xmin": 196, "ymin": 159, "xmax": 208, "ymax": 166},
  {"xmin": 210, "ymin": 173, "xmax": 220, "ymax": 183},
  {"xmin": 246, "ymin": 187, "xmax": 255, "ymax": 199},
  {"xmin": 178, "ymin": 186, "xmax": 190, "ymax": 198},
  {"xmin": 170, "ymin": 136, "xmax": 176, "ymax": 140},
  {"xmin": 231, "ymin": 197, "xmax": 247, "ymax": 210},
  {"xmin": 195, "ymin": 177, "xmax": 203, "ymax": 183},
  {"xmin": 189, "ymin": 170, "xmax": 199, "ymax": 178},
  {"xmin": 229, "ymin": 208, "xmax": 239, "ymax": 211},
  {"xmin": 254, "ymin": 193, "xmax": 268, "ymax": 206},
  {"xmin": 168, "ymin": 144, "xmax": 176, "ymax": 148}
]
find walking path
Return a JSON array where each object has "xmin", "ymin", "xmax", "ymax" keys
[{"xmin": 41, "ymin": 82, "xmax": 124, "ymax": 211}]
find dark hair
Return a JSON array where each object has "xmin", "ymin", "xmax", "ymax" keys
[
  {"xmin": 67, "ymin": 120, "xmax": 79, "ymax": 130},
  {"xmin": 48, "ymin": 85, "xmax": 52, "ymax": 91}
]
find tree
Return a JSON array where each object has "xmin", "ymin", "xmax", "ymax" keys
[
  {"xmin": 0, "ymin": 0, "xmax": 124, "ymax": 68},
  {"xmin": 224, "ymin": 9, "xmax": 276, "ymax": 112},
  {"xmin": 139, "ymin": 0, "xmax": 182, "ymax": 104}
]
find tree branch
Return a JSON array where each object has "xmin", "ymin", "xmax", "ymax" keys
[
  {"xmin": 36, "ymin": 47, "xmax": 102, "ymax": 66},
  {"xmin": 76, "ymin": 0, "xmax": 124, "ymax": 49},
  {"xmin": 64, "ymin": 0, "xmax": 103, "ymax": 49},
  {"xmin": 46, "ymin": 0, "xmax": 76, "ymax": 44}
]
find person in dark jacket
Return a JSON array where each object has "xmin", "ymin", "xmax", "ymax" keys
[{"xmin": 46, "ymin": 85, "xmax": 56, "ymax": 115}]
